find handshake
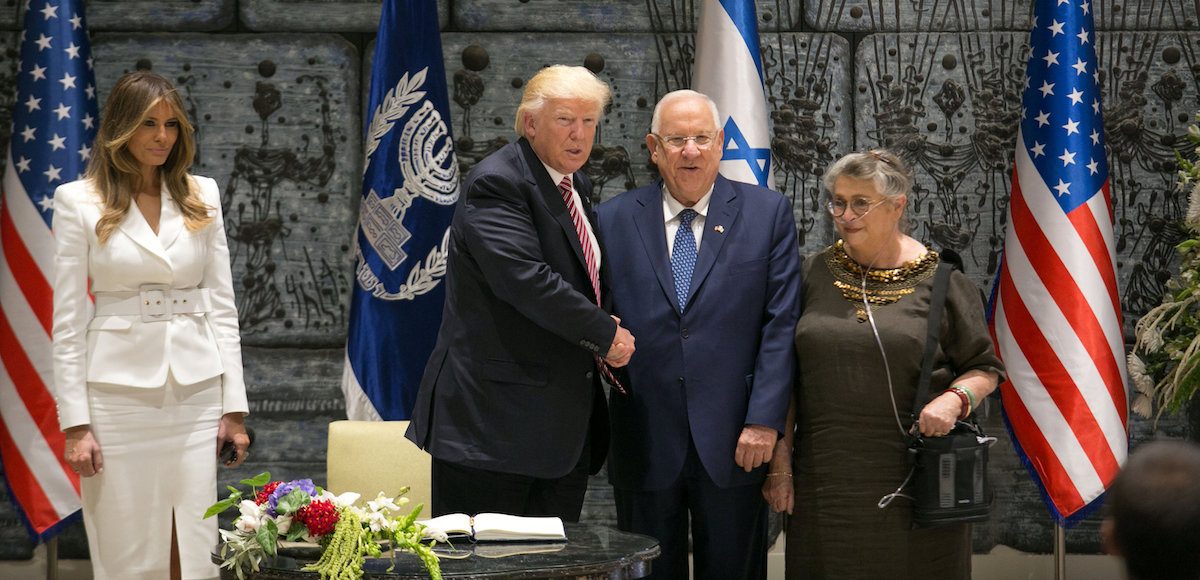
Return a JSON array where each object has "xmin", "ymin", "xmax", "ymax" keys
[{"xmin": 604, "ymin": 315, "xmax": 636, "ymax": 367}]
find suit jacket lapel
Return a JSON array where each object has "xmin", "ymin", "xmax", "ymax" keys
[
  {"xmin": 685, "ymin": 176, "xmax": 739, "ymax": 308},
  {"xmin": 117, "ymin": 196, "xmax": 171, "ymax": 265},
  {"xmin": 519, "ymin": 138, "xmax": 592, "ymax": 290},
  {"xmin": 632, "ymin": 183, "xmax": 678, "ymax": 313},
  {"xmin": 157, "ymin": 184, "xmax": 183, "ymax": 250}
]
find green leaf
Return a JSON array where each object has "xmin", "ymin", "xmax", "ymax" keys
[
  {"xmin": 256, "ymin": 519, "xmax": 278, "ymax": 556},
  {"xmin": 275, "ymin": 488, "xmax": 311, "ymax": 516},
  {"xmin": 204, "ymin": 499, "xmax": 235, "ymax": 519},
  {"xmin": 284, "ymin": 521, "xmax": 309, "ymax": 542},
  {"xmin": 241, "ymin": 472, "xmax": 271, "ymax": 487}
]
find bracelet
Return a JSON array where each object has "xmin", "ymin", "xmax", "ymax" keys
[
  {"xmin": 948, "ymin": 386, "xmax": 973, "ymax": 419},
  {"xmin": 767, "ymin": 472, "xmax": 792, "ymax": 478},
  {"xmin": 953, "ymin": 384, "xmax": 977, "ymax": 411}
]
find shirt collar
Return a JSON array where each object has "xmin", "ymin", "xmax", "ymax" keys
[
  {"xmin": 662, "ymin": 184, "xmax": 713, "ymax": 224},
  {"xmin": 543, "ymin": 163, "xmax": 571, "ymax": 190}
]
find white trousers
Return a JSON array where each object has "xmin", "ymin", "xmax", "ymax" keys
[{"xmin": 82, "ymin": 375, "xmax": 222, "ymax": 580}]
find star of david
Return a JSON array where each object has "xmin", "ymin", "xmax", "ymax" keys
[{"xmin": 721, "ymin": 118, "xmax": 771, "ymax": 187}]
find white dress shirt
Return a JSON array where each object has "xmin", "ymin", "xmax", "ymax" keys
[
  {"xmin": 663, "ymin": 185, "xmax": 713, "ymax": 256},
  {"xmin": 544, "ymin": 163, "xmax": 601, "ymax": 269}
]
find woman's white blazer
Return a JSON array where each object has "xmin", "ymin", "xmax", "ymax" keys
[{"xmin": 50, "ymin": 176, "xmax": 249, "ymax": 429}]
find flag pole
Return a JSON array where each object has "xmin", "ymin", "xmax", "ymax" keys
[
  {"xmin": 45, "ymin": 537, "xmax": 59, "ymax": 580},
  {"xmin": 1054, "ymin": 524, "xmax": 1066, "ymax": 580}
]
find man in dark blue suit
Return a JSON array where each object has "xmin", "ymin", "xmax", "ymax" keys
[
  {"xmin": 406, "ymin": 65, "xmax": 635, "ymax": 521},
  {"xmin": 597, "ymin": 90, "xmax": 801, "ymax": 579}
]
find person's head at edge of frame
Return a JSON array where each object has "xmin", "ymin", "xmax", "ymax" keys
[
  {"xmin": 514, "ymin": 65, "xmax": 611, "ymax": 176},
  {"xmin": 1102, "ymin": 439, "xmax": 1200, "ymax": 580},
  {"xmin": 821, "ymin": 149, "xmax": 914, "ymax": 263},
  {"xmin": 89, "ymin": 70, "xmax": 208, "ymax": 244},
  {"xmin": 647, "ymin": 89, "xmax": 724, "ymax": 208}
]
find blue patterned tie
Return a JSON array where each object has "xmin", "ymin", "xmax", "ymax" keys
[{"xmin": 672, "ymin": 209, "xmax": 698, "ymax": 311}]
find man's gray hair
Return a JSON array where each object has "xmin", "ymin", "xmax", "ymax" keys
[{"xmin": 650, "ymin": 90, "xmax": 721, "ymax": 134}]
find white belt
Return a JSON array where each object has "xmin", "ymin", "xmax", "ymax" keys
[{"xmin": 92, "ymin": 285, "xmax": 213, "ymax": 323}]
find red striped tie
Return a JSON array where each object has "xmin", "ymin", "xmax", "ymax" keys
[{"xmin": 558, "ymin": 176, "xmax": 627, "ymax": 395}]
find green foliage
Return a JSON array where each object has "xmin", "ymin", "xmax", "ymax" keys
[{"xmin": 1130, "ymin": 112, "xmax": 1200, "ymax": 419}]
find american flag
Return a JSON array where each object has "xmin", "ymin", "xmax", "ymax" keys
[
  {"xmin": 993, "ymin": 0, "xmax": 1128, "ymax": 525},
  {"xmin": 0, "ymin": 0, "xmax": 96, "ymax": 541}
]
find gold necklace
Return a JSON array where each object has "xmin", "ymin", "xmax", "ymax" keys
[{"xmin": 824, "ymin": 240, "xmax": 939, "ymax": 322}]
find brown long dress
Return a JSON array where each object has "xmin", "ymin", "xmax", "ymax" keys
[{"xmin": 786, "ymin": 243, "xmax": 1005, "ymax": 579}]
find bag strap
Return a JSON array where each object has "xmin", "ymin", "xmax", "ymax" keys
[{"xmin": 911, "ymin": 261, "xmax": 954, "ymax": 423}]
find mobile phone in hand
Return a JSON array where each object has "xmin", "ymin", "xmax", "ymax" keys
[{"xmin": 220, "ymin": 426, "xmax": 255, "ymax": 465}]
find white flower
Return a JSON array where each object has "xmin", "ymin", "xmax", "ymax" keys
[
  {"xmin": 363, "ymin": 509, "xmax": 390, "ymax": 533},
  {"xmin": 1187, "ymin": 182, "xmax": 1200, "ymax": 229},
  {"xmin": 274, "ymin": 514, "xmax": 293, "ymax": 535},
  {"xmin": 367, "ymin": 492, "xmax": 401, "ymax": 514},
  {"xmin": 1190, "ymin": 123, "xmax": 1200, "ymax": 140},
  {"xmin": 329, "ymin": 491, "xmax": 361, "ymax": 509},
  {"xmin": 235, "ymin": 500, "xmax": 264, "ymax": 533},
  {"xmin": 1132, "ymin": 393, "xmax": 1154, "ymax": 419},
  {"xmin": 1143, "ymin": 328, "xmax": 1165, "ymax": 353}
]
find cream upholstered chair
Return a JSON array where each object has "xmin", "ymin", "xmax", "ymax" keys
[{"xmin": 326, "ymin": 420, "xmax": 432, "ymax": 516}]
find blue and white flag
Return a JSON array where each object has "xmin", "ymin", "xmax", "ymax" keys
[
  {"xmin": 693, "ymin": 0, "xmax": 774, "ymax": 189},
  {"xmin": 0, "ymin": 0, "xmax": 95, "ymax": 540},
  {"xmin": 342, "ymin": 0, "xmax": 458, "ymax": 421}
]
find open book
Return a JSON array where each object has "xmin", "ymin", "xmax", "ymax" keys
[{"xmin": 418, "ymin": 513, "xmax": 566, "ymax": 542}]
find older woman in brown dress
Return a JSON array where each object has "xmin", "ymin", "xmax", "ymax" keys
[{"xmin": 763, "ymin": 149, "xmax": 1004, "ymax": 579}]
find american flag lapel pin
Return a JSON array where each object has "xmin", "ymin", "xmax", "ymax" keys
[{"xmin": 714, "ymin": 225, "xmax": 725, "ymax": 234}]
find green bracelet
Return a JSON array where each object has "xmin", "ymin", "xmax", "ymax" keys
[{"xmin": 951, "ymin": 384, "xmax": 977, "ymax": 415}]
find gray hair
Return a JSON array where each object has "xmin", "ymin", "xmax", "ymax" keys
[
  {"xmin": 822, "ymin": 149, "xmax": 914, "ymax": 231},
  {"xmin": 650, "ymin": 90, "xmax": 721, "ymax": 134},
  {"xmin": 514, "ymin": 65, "xmax": 612, "ymax": 137}
]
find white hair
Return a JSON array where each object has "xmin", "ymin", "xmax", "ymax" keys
[{"xmin": 650, "ymin": 90, "xmax": 721, "ymax": 134}]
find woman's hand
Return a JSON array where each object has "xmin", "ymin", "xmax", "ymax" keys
[
  {"xmin": 918, "ymin": 391, "xmax": 962, "ymax": 437},
  {"xmin": 761, "ymin": 439, "xmax": 794, "ymax": 514},
  {"xmin": 763, "ymin": 473, "xmax": 794, "ymax": 514},
  {"xmin": 65, "ymin": 426, "xmax": 103, "ymax": 477},
  {"xmin": 217, "ymin": 412, "xmax": 250, "ymax": 467}
]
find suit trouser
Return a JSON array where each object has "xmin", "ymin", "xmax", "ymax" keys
[
  {"xmin": 430, "ymin": 438, "xmax": 591, "ymax": 522},
  {"xmin": 614, "ymin": 438, "xmax": 768, "ymax": 580}
]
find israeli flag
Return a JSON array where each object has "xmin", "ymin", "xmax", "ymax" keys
[
  {"xmin": 693, "ymin": 0, "xmax": 775, "ymax": 189},
  {"xmin": 342, "ymin": 0, "xmax": 459, "ymax": 420}
]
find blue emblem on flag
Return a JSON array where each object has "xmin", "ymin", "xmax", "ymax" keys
[
  {"xmin": 342, "ymin": 0, "xmax": 458, "ymax": 421},
  {"xmin": 693, "ymin": 0, "xmax": 775, "ymax": 189}
]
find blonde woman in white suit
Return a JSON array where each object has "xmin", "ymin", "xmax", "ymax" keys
[{"xmin": 52, "ymin": 71, "xmax": 250, "ymax": 580}]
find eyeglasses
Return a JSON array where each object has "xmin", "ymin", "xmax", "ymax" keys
[
  {"xmin": 653, "ymin": 133, "xmax": 716, "ymax": 150},
  {"xmin": 826, "ymin": 198, "xmax": 890, "ymax": 218}
]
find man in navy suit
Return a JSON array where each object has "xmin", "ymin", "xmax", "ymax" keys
[
  {"xmin": 406, "ymin": 65, "xmax": 635, "ymax": 522},
  {"xmin": 597, "ymin": 90, "xmax": 801, "ymax": 579}
]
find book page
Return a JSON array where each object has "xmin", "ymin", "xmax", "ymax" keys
[
  {"xmin": 472, "ymin": 513, "xmax": 566, "ymax": 541},
  {"xmin": 473, "ymin": 542, "xmax": 567, "ymax": 558},
  {"xmin": 417, "ymin": 513, "xmax": 473, "ymax": 538}
]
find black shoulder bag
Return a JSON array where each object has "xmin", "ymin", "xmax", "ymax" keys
[{"xmin": 906, "ymin": 262, "xmax": 996, "ymax": 528}]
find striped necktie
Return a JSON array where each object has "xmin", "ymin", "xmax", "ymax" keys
[{"xmin": 558, "ymin": 175, "xmax": 626, "ymax": 394}]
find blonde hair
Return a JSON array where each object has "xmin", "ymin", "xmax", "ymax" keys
[
  {"xmin": 513, "ymin": 65, "xmax": 611, "ymax": 136},
  {"xmin": 90, "ymin": 71, "xmax": 210, "ymax": 244}
]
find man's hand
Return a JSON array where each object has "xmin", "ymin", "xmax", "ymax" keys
[
  {"xmin": 604, "ymin": 316, "xmax": 635, "ymax": 367},
  {"xmin": 65, "ymin": 426, "xmax": 103, "ymax": 477},
  {"xmin": 735, "ymin": 424, "xmax": 777, "ymax": 472}
]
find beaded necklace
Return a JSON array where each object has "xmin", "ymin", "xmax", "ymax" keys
[{"xmin": 824, "ymin": 239, "xmax": 939, "ymax": 322}]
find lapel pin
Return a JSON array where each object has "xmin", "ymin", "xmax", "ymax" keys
[{"xmin": 714, "ymin": 225, "xmax": 725, "ymax": 234}]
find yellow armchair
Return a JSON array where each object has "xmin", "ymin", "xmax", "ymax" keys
[{"xmin": 325, "ymin": 420, "xmax": 432, "ymax": 516}]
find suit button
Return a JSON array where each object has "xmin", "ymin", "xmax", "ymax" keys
[
  {"xmin": 585, "ymin": 371, "xmax": 594, "ymax": 380},
  {"xmin": 681, "ymin": 327, "xmax": 689, "ymax": 339}
]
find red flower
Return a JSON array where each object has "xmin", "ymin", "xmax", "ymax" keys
[
  {"xmin": 255, "ymin": 481, "xmax": 282, "ymax": 505},
  {"xmin": 295, "ymin": 500, "xmax": 339, "ymax": 537}
]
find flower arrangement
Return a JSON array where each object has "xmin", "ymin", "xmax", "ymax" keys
[
  {"xmin": 1130, "ymin": 112, "xmax": 1200, "ymax": 420},
  {"xmin": 205, "ymin": 472, "xmax": 443, "ymax": 580}
]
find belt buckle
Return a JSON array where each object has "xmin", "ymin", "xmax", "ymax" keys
[{"xmin": 139, "ymin": 284, "xmax": 172, "ymax": 322}]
